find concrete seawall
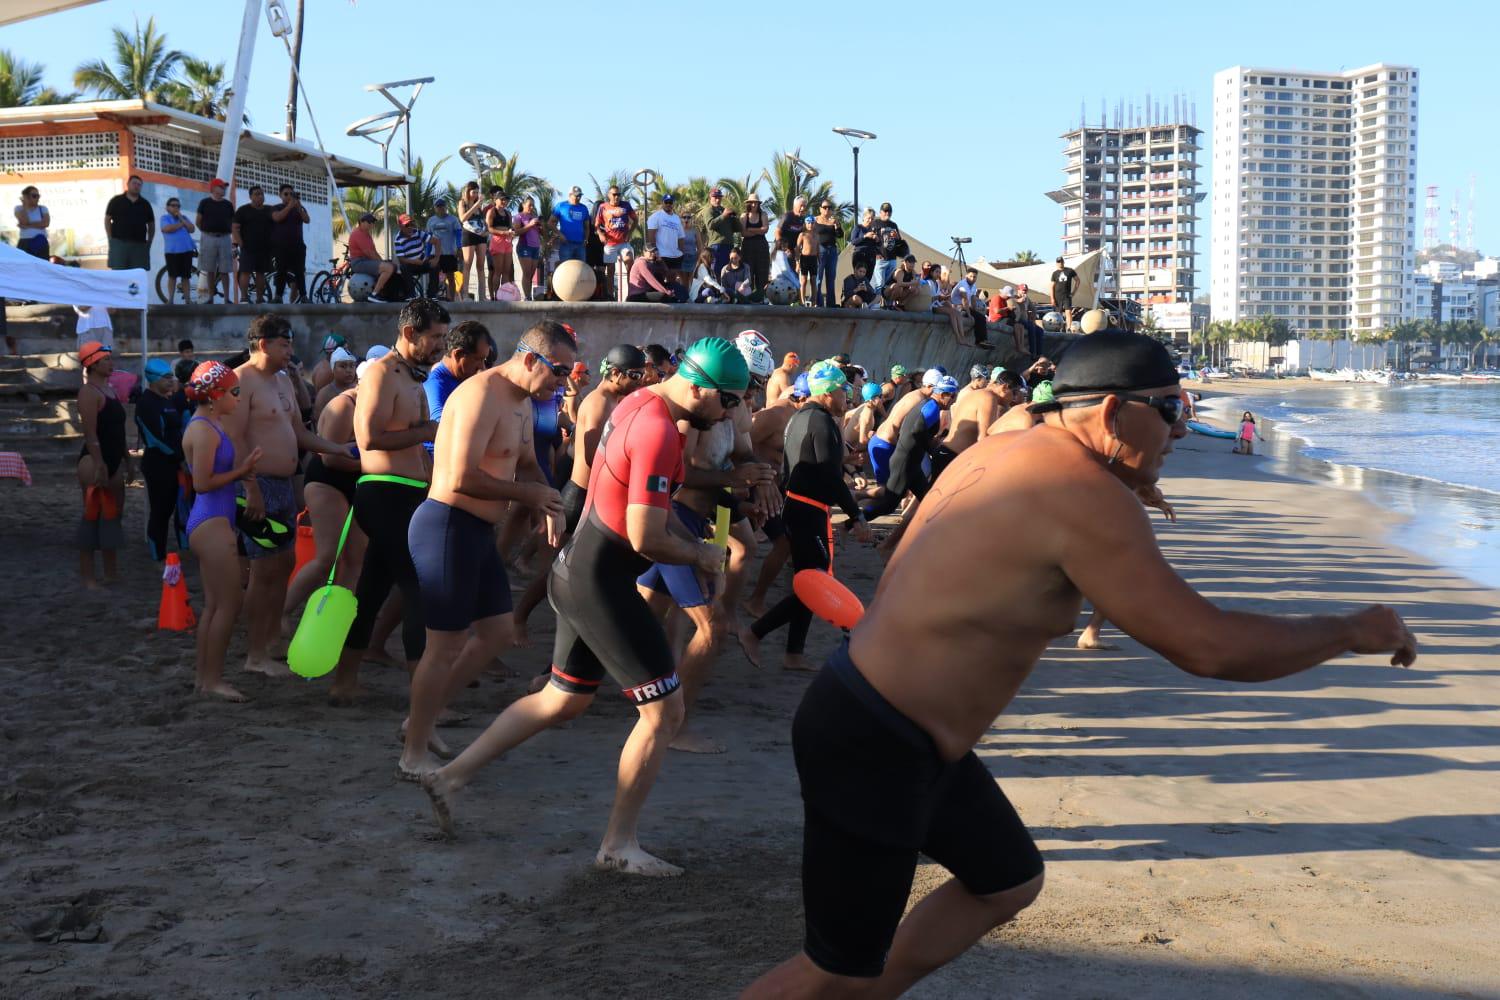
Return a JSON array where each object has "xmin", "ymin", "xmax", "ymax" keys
[{"xmin": 6, "ymin": 301, "xmax": 1052, "ymax": 377}]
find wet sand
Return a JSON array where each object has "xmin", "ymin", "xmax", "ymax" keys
[{"xmin": 1, "ymin": 441, "xmax": 1497, "ymax": 999}]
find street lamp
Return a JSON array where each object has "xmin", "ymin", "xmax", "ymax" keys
[
  {"xmin": 832, "ymin": 126, "xmax": 876, "ymax": 219},
  {"xmin": 633, "ymin": 167, "xmax": 657, "ymax": 245},
  {"xmin": 365, "ymin": 77, "xmax": 433, "ymax": 237},
  {"xmin": 345, "ymin": 108, "xmax": 404, "ymax": 255}
]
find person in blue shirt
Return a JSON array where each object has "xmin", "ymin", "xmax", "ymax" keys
[
  {"xmin": 550, "ymin": 186, "xmax": 592, "ymax": 262},
  {"xmin": 159, "ymin": 196, "xmax": 197, "ymax": 304},
  {"xmin": 422, "ymin": 320, "xmax": 494, "ymax": 454}
]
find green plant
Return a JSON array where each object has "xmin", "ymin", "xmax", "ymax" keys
[
  {"xmin": 0, "ymin": 50, "xmax": 75, "ymax": 107},
  {"xmin": 73, "ymin": 17, "xmax": 184, "ymax": 102},
  {"xmin": 160, "ymin": 57, "xmax": 243, "ymax": 122}
]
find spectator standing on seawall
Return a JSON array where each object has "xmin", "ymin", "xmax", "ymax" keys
[
  {"xmin": 271, "ymin": 184, "xmax": 309, "ymax": 304},
  {"xmin": 592, "ymin": 185, "xmax": 635, "ymax": 291},
  {"xmin": 706, "ymin": 186, "xmax": 740, "ymax": 274},
  {"xmin": 647, "ymin": 193, "xmax": 686, "ymax": 283},
  {"xmin": 348, "ymin": 212, "xmax": 397, "ymax": 303},
  {"xmin": 14, "ymin": 185, "xmax": 49, "ymax": 258},
  {"xmin": 195, "ymin": 178, "xmax": 234, "ymax": 303},
  {"xmin": 779, "ymin": 195, "xmax": 808, "ymax": 256},
  {"xmin": 1050, "ymin": 255, "xmax": 1078, "ymax": 326},
  {"xmin": 232, "ymin": 185, "xmax": 274, "ymax": 304},
  {"xmin": 456, "ymin": 181, "xmax": 488, "ymax": 300},
  {"xmin": 811, "ymin": 198, "xmax": 842, "ymax": 308},
  {"xmin": 426, "ymin": 198, "xmax": 464, "ymax": 301},
  {"xmin": 869, "ymin": 202, "xmax": 902, "ymax": 296},
  {"xmin": 553, "ymin": 185, "xmax": 592, "ymax": 264},
  {"xmin": 849, "ymin": 207, "xmax": 878, "ymax": 278},
  {"xmin": 104, "ymin": 174, "xmax": 153, "ymax": 271},
  {"xmin": 510, "ymin": 196, "xmax": 543, "ymax": 300},
  {"xmin": 158, "ymin": 196, "xmax": 197, "ymax": 304},
  {"xmin": 740, "ymin": 193, "xmax": 771, "ymax": 291},
  {"xmin": 484, "ymin": 188, "xmax": 515, "ymax": 300}
]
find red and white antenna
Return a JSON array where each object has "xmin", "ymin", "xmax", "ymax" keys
[
  {"xmin": 1466, "ymin": 173, "xmax": 1477, "ymax": 253},
  {"xmin": 1422, "ymin": 185, "xmax": 1439, "ymax": 252}
]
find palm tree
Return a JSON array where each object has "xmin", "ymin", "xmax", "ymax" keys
[
  {"xmin": 477, "ymin": 151, "xmax": 547, "ymax": 206},
  {"xmin": 1012, "ymin": 250, "xmax": 1043, "ymax": 264},
  {"xmin": 387, "ymin": 154, "xmax": 452, "ymax": 223},
  {"xmin": 1469, "ymin": 326, "xmax": 1496, "ymax": 371},
  {"xmin": 74, "ymin": 18, "xmax": 184, "ymax": 102},
  {"xmin": 333, "ymin": 186, "xmax": 383, "ymax": 240},
  {"xmin": 712, "ymin": 175, "xmax": 756, "ymax": 214},
  {"xmin": 0, "ymin": 51, "xmax": 75, "ymax": 107},
  {"xmin": 588, "ymin": 170, "xmax": 635, "ymax": 203},
  {"xmin": 1386, "ymin": 319, "xmax": 1422, "ymax": 371},
  {"xmin": 759, "ymin": 149, "xmax": 826, "ymax": 219},
  {"xmin": 160, "ymin": 57, "xmax": 240, "ymax": 121}
]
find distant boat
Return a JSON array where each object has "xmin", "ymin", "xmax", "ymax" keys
[
  {"xmin": 1309, "ymin": 368, "xmax": 1356, "ymax": 382},
  {"xmin": 1461, "ymin": 371, "xmax": 1500, "ymax": 382},
  {"xmin": 1355, "ymin": 369, "xmax": 1394, "ymax": 385},
  {"xmin": 1186, "ymin": 420, "xmax": 1237, "ymax": 440}
]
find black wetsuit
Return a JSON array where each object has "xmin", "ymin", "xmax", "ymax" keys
[
  {"xmin": 134, "ymin": 389, "xmax": 188, "ymax": 560},
  {"xmin": 862, "ymin": 397, "xmax": 943, "ymax": 520},
  {"xmin": 83, "ymin": 390, "xmax": 128, "ymax": 476},
  {"xmin": 750, "ymin": 403, "xmax": 864, "ymax": 656},
  {"xmin": 344, "ymin": 475, "xmax": 428, "ymax": 663}
]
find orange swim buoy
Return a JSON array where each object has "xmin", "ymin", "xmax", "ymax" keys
[
  {"xmin": 793, "ymin": 569, "xmax": 866, "ymax": 631},
  {"xmin": 290, "ymin": 509, "xmax": 316, "ymax": 583}
]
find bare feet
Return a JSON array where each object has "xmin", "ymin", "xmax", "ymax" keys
[
  {"xmin": 670, "ymin": 728, "xmax": 727, "ymax": 754},
  {"xmin": 397, "ymin": 722, "xmax": 453, "ymax": 759},
  {"xmin": 782, "ymin": 653, "xmax": 816, "ymax": 672},
  {"xmin": 435, "ymin": 708, "xmax": 470, "ymax": 728},
  {"xmin": 594, "ymin": 843, "xmax": 683, "ymax": 878},
  {"xmin": 736, "ymin": 626, "xmax": 762, "ymax": 668},
  {"xmin": 512, "ymin": 620, "xmax": 532, "ymax": 648},
  {"xmin": 397, "ymin": 753, "xmax": 446, "ymax": 783},
  {"xmin": 195, "ymin": 681, "xmax": 249, "ymax": 703},
  {"xmin": 362, "ymin": 648, "xmax": 402, "ymax": 669},
  {"xmin": 743, "ymin": 597, "xmax": 767, "ymax": 619},
  {"xmin": 326, "ymin": 683, "xmax": 367, "ymax": 707},
  {"xmin": 419, "ymin": 771, "xmax": 456, "ymax": 835},
  {"xmin": 243, "ymin": 656, "xmax": 291, "ymax": 678},
  {"xmin": 1076, "ymin": 635, "xmax": 1120, "ymax": 651}
]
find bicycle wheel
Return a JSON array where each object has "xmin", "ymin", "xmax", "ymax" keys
[
  {"xmin": 309, "ymin": 271, "xmax": 334, "ymax": 304},
  {"xmin": 154, "ymin": 265, "xmax": 173, "ymax": 304}
]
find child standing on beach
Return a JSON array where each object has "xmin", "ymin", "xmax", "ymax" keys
[{"xmin": 1236, "ymin": 410, "xmax": 1263, "ymax": 455}]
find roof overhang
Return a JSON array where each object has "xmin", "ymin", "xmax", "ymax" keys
[
  {"xmin": 0, "ymin": 0, "xmax": 102, "ymax": 27},
  {"xmin": 0, "ymin": 100, "xmax": 411, "ymax": 188}
]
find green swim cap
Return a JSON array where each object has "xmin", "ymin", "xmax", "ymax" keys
[
  {"xmin": 891, "ymin": 363, "xmax": 909, "ymax": 378},
  {"xmin": 1032, "ymin": 380, "xmax": 1055, "ymax": 404},
  {"xmin": 806, "ymin": 361, "xmax": 848, "ymax": 397},
  {"xmin": 990, "ymin": 366, "xmax": 1008, "ymax": 382},
  {"xmin": 678, "ymin": 336, "xmax": 750, "ymax": 392}
]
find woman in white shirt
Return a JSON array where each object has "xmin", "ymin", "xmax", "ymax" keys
[
  {"xmin": 690, "ymin": 250, "xmax": 727, "ymax": 303},
  {"xmin": 14, "ymin": 186, "xmax": 49, "ymax": 258}
]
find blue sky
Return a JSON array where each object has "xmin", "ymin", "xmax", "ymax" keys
[{"xmin": 8, "ymin": 0, "xmax": 1498, "ymax": 281}]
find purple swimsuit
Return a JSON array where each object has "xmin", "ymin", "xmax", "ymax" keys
[{"xmin": 185, "ymin": 416, "xmax": 236, "ymax": 537}]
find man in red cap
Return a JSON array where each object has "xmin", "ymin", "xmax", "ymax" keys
[
  {"xmin": 195, "ymin": 177, "xmax": 234, "ymax": 303},
  {"xmin": 394, "ymin": 214, "xmax": 438, "ymax": 299}
]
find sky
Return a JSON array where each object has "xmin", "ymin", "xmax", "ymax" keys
[{"xmin": 8, "ymin": 0, "xmax": 1499, "ymax": 279}]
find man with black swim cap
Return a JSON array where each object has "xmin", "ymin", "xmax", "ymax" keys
[
  {"xmin": 744, "ymin": 331, "xmax": 1418, "ymax": 997},
  {"xmin": 421, "ymin": 337, "xmax": 748, "ymax": 878}
]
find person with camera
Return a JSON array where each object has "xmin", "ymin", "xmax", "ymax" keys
[
  {"xmin": 271, "ymin": 184, "xmax": 310, "ymax": 303},
  {"xmin": 869, "ymin": 202, "xmax": 904, "ymax": 296}
]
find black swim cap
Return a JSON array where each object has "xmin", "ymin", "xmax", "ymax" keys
[
  {"xmin": 602, "ymin": 343, "xmax": 647, "ymax": 375},
  {"xmin": 1048, "ymin": 332, "xmax": 1179, "ymax": 398}
]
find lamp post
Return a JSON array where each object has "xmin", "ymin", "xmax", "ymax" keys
[
  {"xmin": 832, "ymin": 127, "xmax": 876, "ymax": 220},
  {"xmin": 364, "ymin": 77, "xmax": 434, "ymax": 234},
  {"xmin": 345, "ymin": 109, "xmax": 404, "ymax": 256}
]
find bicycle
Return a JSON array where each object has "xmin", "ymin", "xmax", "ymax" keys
[
  {"xmin": 154, "ymin": 245, "xmax": 238, "ymax": 304},
  {"xmin": 308, "ymin": 250, "xmax": 352, "ymax": 304}
]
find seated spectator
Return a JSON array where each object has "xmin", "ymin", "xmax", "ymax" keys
[
  {"xmin": 881, "ymin": 254, "xmax": 920, "ymax": 309},
  {"xmin": 948, "ymin": 266, "xmax": 991, "ymax": 347},
  {"xmin": 690, "ymin": 249, "xmax": 729, "ymax": 303},
  {"xmin": 922, "ymin": 262, "xmax": 969, "ymax": 345},
  {"xmin": 626, "ymin": 246, "xmax": 684, "ymax": 303},
  {"xmin": 718, "ymin": 248, "xmax": 763, "ymax": 304},
  {"xmin": 394, "ymin": 214, "xmax": 438, "ymax": 298},
  {"xmin": 347, "ymin": 212, "xmax": 397, "ymax": 302},
  {"xmin": 841, "ymin": 261, "xmax": 876, "ymax": 308}
]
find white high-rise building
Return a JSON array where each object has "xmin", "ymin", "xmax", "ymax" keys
[{"xmin": 1212, "ymin": 64, "xmax": 1418, "ymax": 336}]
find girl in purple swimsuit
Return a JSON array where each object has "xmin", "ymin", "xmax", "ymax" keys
[{"xmin": 182, "ymin": 362, "xmax": 261, "ymax": 702}]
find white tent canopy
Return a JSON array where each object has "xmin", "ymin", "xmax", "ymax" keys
[
  {"xmin": 0, "ymin": 242, "xmax": 150, "ymax": 369},
  {"xmin": 972, "ymin": 252, "xmax": 1103, "ymax": 309}
]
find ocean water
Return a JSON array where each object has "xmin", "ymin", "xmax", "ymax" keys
[{"xmin": 1200, "ymin": 382, "xmax": 1500, "ymax": 590}]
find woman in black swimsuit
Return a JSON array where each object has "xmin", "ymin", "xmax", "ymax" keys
[
  {"xmin": 284, "ymin": 383, "xmax": 368, "ymax": 620},
  {"xmin": 76, "ymin": 340, "xmax": 128, "ymax": 587},
  {"xmin": 741, "ymin": 194, "xmax": 771, "ymax": 292}
]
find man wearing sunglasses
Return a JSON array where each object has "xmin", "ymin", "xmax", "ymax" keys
[
  {"xmin": 746, "ymin": 332, "xmax": 1418, "ymax": 998},
  {"xmin": 513, "ymin": 343, "xmax": 649, "ymax": 652},
  {"xmin": 398, "ymin": 321, "xmax": 573, "ymax": 779},
  {"xmin": 421, "ymin": 337, "xmax": 750, "ymax": 878}
]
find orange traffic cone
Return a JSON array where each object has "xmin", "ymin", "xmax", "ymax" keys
[
  {"xmin": 158, "ymin": 552, "xmax": 197, "ymax": 631},
  {"xmin": 290, "ymin": 509, "xmax": 316, "ymax": 583}
]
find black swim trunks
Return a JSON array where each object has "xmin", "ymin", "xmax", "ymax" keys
[
  {"xmin": 408, "ymin": 498, "xmax": 513, "ymax": 632},
  {"xmin": 304, "ymin": 453, "xmax": 357, "ymax": 504},
  {"xmin": 793, "ymin": 641, "xmax": 1044, "ymax": 978}
]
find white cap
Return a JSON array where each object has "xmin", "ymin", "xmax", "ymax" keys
[
  {"xmin": 331, "ymin": 346, "xmax": 357, "ymax": 365},
  {"xmin": 366, "ymin": 345, "xmax": 390, "ymax": 362},
  {"xmin": 356, "ymin": 360, "xmax": 371, "ymax": 381}
]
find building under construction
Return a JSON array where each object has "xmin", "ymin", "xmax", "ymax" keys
[{"xmin": 1049, "ymin": 113, "xmax": 1204, "ymax": 317}]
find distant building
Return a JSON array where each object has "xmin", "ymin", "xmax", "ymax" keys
[
  {"xmin": 1414, "ymin": 258, "xmax": 1500, "ymax": 327},
  {"xmin": 0, "ymin": 99, "xmax": 405, "ymax": 301},
  {"xmin": 1050, "ymin": 123, "xmax": 1203, "ymax": 308},
  {"xmin": 1148, "ymin": 301, "xmax": 1209, "ymax": 344},
  {"xmin": 1211, "ymin": 64, "xmax": 1418, "ymax": 338}
]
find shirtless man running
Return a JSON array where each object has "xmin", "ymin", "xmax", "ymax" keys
[
  {"xmin": 398, "ymin": 320, "xmax": 571, "ymax": 778},
  {"xmin": 744, "ymin": 332, "xmax": 1417, "ymax": 998},
  {"xmin": 328, "ymin": 298, "xmax": 449, "ymax": 704},
  {"xmin": 514, "ymin": 343, "xmax": 648, "ymax": 649},
  {"xmin": 942, "ymin": 368, "xmax": 1024, "ymax": 456},
  {"xmin": 224, "ymin": 314, "xmax": 348, "ymax": 678},
  {"xmin": 420, "ymin": 337, "xmax": 748, "ymax": 877},
  {"xmin": 765, "ymin": 351, "xmax": 799, "ymax": 404}
]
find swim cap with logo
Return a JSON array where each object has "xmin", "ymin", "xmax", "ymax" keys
[
  {"xmin": 1032, "ymin": 380, "xmax": 1055, "ymax": 405},
  {"xmin": 331, "ymin": 346, "xmax": 357, "ymax": 366},
  {"xmin": 322, "ymin": 333, "xmax": 347, "ymax": 353},
  {"xmin": 932, "ymin": 375, "xmax": 960, "ymax": 395},
  {"xmin": 186, "ymin": 360, "xmax": 239, "ymax": 402},
  {"xmin": 601, "ymin": 343, "xmax": 648, "ymax": 377},
  {"xmin": 990, "ymin": 366, "xmax": 1008, "ymax": 382},
  {"xmin": 678, "ymin": 336, "xmax": 751, "ymax": 392},
  {"xmin": 921, "ymin": 368, "xmax": 945, "ymax": 389},
  {"xmin": 806, "ymin": 362, "xmax": 848, "ymax": 397},
  {"xmin": 1046, "ymin": 332, "xmax": 1179, "ymax": 400},
  {"xmin": 737, "ymin": 329, "xmax": 770, "ymax": 352},
  {"xmin": 890, "ymin": 364, "xmax": 908, "ymax": 378},
  {"xmin": 970, "ymin": 364, "xmax": 988, "ymax": 380},
  {"xmin": 738, "ymin": 340, "xmax": 775, "ymax": 380},
  {"xmin": 861, "ymin": 383, "xmax": 882, "ymax": 402},
  {"xmin": 791, "ymin": 373, "xmax": 811, "ymax": 399}
]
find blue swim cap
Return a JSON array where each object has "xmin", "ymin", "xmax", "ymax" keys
[
  {"xmin": 791, "ymin": 373, "xmax": 810, "ymax": 398},
  {"xmin": 933, "ymin": 375, "xmax": 960, "ymax": 395},
  {"xmin": 861, "ymin": 383, "xmax": 881, "ymax": 402},
  {"xmin": 144, "ymin": 358, "xmax": 174, "ymax": 382}
]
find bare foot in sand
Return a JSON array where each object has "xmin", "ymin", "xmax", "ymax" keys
[
  {"xmin": 512, "ymin": 620, "xmax": 532, "ymax": 648},
  {"xmin": 435, "ymin": 708, "xmax": 470, "ymax": 728},
  {"xmin": 594, "ymin": 844, "xmax": 683, "ymax": 877},
  {"xmin": 783, "ymin": 653, "xmax": 816, "ymax": 672},
  {"xmin": 670, "ymin": 728, "xmax": 726, "ymax": 754},
  {"xmin": 243, "ymin": 656, "xmax": 291, "ymax": 678},
  {"xmin": 327, "ymin": 684, "xmax": 368, "ymax": 706},
  {"xmin": 743, "ymin": 597, "xmax": 767, "ymax": 619},
  {"xmin": 1076, "ymin": 635, "xmax": 1120, "ymax": 651},
  {"xmin": 398, "ymin": 753, "xmax": 446, "ymax": 783},
  {"xmin": 397, "ymin": 721, "xmax": 452, "ymax": 760},
  {"xmin": 737, "ymin": 626, "xmax": 762, "ymax": 668},
  {"xmin": 362, "ymin": 648, "xmax": 402, "ymax": 670},
  {"xmin": 420, "ymin": 771, "xmax": 457, "ymax": 835},
  {"xmin": 195, "ymin": 681, "xmax": 248, "ymax": 703}
]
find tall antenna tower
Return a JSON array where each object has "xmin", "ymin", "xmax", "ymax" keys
[
  {"xmin": 1467, "ymin": 173, "xmax": 1477, "ymax": 252},
  {"xmin": 1422, "ymin": 185, "xmax": 1439, "ymax": 251},
  {"xmin": 1449, "ymin": 191, "xmax": 1460, "ymax": 249}
]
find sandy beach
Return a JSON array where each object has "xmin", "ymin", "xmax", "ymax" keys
[{"xmin": 2, "ymin": 432, "xmax": 1498, "ymax": 999}]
